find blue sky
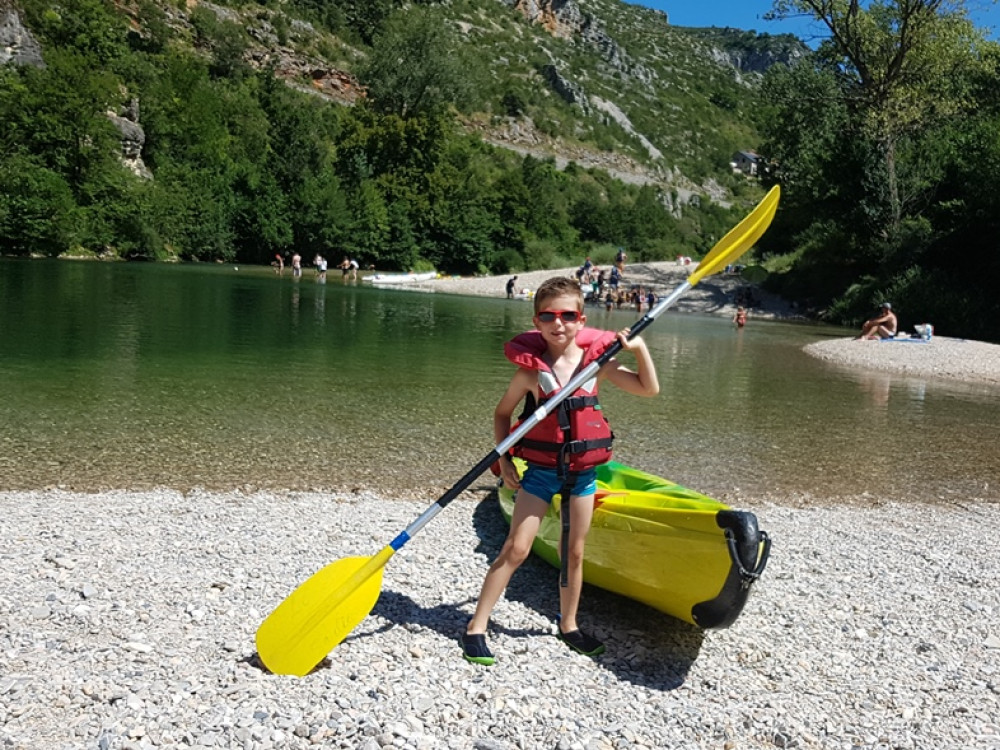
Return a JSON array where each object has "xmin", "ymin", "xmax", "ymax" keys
[{"xmin": 634, "ymin": 1, "xmax": 1000, "ymax": 43}]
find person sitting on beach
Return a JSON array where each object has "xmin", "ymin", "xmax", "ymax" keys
[
  {"xmin": 462, "ymin": 276, "xmax": 659, "ymax": 666},
  {"xmin": 859, "ymin": 302, "xmax": 898, "ymax": 340}
]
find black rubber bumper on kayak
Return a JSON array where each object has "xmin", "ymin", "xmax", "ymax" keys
[{"xmin": 691, "ymin": 510, "xmax": 770, "ymax": 629}]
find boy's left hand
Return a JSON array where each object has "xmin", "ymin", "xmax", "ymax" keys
[{"xmin": 616, "ymin": 328, "xmax": 643, "ymax": 351}]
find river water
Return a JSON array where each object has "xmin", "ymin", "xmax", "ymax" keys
[{"xmin": 1, "ymin": 259, "xmax": 997, "ymax": 505}]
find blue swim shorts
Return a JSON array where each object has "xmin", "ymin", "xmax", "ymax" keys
[{"xmin": 519, "ymin": 465, "xmax": 597, "ymax": 502}]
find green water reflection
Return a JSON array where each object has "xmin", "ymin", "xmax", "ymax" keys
[{"xmin": 2, "ymin": 259, "xmax": 997, "ymax": 504}]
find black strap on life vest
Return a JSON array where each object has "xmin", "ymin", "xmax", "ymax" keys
[
  {"xmin": 554, "ymin": 396, "xmax": 585, "ymax": 588},
  {"xmin": 558, "ymin": 471, "xmax": 576, "ymax": 588},
  {"xmin": 517, "ymin": 436, "xmax": 614, "ymax": 456}
]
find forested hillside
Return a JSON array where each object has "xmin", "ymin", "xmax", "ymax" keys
[
  {"xmin": 0, "ymin": 0, "xmax": 779, "ymax": 276},
  {"xmin": 2, "ymin": 0, "xmax": 998, "ymax": 340}
]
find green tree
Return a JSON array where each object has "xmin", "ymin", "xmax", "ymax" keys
[
  {"xmin": 292, "ymin": 171, "xmax": 351, "ymax": 257},
  {"xmin": 0, "ymin": 156, "xmax": 78, "ymax": 256},
  {"xmin": 230, "ymin": 167, "xmax": 294, "ymax": 264},
  {"xmin": 22, "ymin": 0, "xmax": 130, "ymax": 67},
  {"xmin": 358, "ymin": 6, "xmax": 476, "ymax": 118},
  {"xmin": 347, "ymin": 179, "xmax": 390, "ymax": 262},
  {"xmin": 380, "ymin": 201, "xmax": 421, "ymax": 270},
  {"xmin": 768, "ymin": 0, "xmax": 985, "ymax": 234}
]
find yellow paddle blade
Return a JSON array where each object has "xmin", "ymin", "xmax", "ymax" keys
[
  {"xmin": 689, "ymin": 185, "xmax": 780, "ymax": 286},
  {"xmin": 256, "ymin": 547, "xmax": 394, "ymax": 677}
]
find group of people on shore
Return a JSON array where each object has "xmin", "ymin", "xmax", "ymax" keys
[
  {"xmin": 602, "ymin": 285, "xmax": 655, "ymax": 313},
  {"xmin": 507, "ymin": 250, "xmax": 632, "ymax": 303},
  {"xmin": 271, "ymin": 252, "xmax": 359, "ymax": 282}
]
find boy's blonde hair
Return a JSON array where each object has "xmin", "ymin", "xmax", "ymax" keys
[{"xmin": 533, "ymin": 277, "xmax": 584, "ymax": 313}]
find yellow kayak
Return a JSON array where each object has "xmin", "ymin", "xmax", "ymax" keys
[{"xmin": 497, "ymin": 460, "xmax": 770, "ymax": 628}]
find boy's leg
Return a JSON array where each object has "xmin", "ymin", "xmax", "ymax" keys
[
  {"xmin": 557, "ymin": 492, "xmax": 596, "ymax": 634},
  {"xmin": 556, "ymin": 492, "xmax": 605, "ymax": 655},
  {"xmin": 466, "ymin": 490, "xmax": 549, "ymax": 635}
]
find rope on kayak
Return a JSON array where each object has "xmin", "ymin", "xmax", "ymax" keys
[{"xmin": 725, "ymin": 529, "xmax": 772, "ymax": 590}]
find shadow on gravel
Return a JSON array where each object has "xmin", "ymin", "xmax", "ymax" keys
[{"xmin": 370, "ymin": 488, "xmax": 704, "ymax": 692}]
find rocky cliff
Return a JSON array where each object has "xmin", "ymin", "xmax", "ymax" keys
[{"xmin": 1, "ymin": 0, "xmax": 43, "ymax": 67}]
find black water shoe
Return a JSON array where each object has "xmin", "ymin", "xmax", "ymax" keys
[
  {"xmin": 557, "ymin": 627, "xmax": 606, "ymax": 656},
  {"xmin": 461, "ymin": 633, "xmax": 495, "ymax": 666}
]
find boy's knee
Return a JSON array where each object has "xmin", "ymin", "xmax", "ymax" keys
[
  {"xmin": 501, "ymin": 540, "xmax": 533, "ymax": 565},
  {"xmin": 564, "ymin": 544, "xmax": 586, "ymax": 566}
]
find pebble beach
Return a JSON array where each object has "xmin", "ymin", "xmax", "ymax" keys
[
  {"xmin": 3, "ymin": 486, "xmax": 999, "ymax": 750},
  {"xmin": 4, "ymin": 263, "xmax": 1000, "ymax": 750}
]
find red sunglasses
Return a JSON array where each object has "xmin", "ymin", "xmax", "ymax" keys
[{"xmin": 537, "ymin": 309, "xmax": 582, "ymax": 323}]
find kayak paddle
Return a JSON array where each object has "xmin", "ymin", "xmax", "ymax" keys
[{"xmin": 255, "ymin": 184, "xmax": 781, "ymax": 676}]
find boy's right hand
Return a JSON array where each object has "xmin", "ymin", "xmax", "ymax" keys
[{"xmin": 499, "ymin": 457, "xmax": 521, "ymax": 490}]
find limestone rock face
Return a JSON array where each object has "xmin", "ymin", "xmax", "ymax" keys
[
  {"xmin": 542, "ymin": 64, "xmax": 589, "ymax": 113},
  {"xmin": 727, "ymin": 45, "xmax": 806, "ymax": 74},
  {"xmin": 1, "ymin": 4, "xmax": 44, "ymax": 68},
  {"xmin": 509, "ymin": 0, "xmax": 653, "ymax": 84},
  {"xmin": 107, "ymin": 98, "xmax": 153, "ymax": 180}
]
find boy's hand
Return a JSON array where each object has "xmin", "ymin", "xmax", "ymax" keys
[
  {"xmin": 616, "ymin": 328, "xmax": 645, "ymax": 351},
  {"xmin": 500, "ymin": 457, "xmax": 521, "ymax": 490}
]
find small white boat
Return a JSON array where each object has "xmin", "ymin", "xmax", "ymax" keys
[{"xmin": 366, "ymin": 271, "xmax": 437, "ymax": 285}]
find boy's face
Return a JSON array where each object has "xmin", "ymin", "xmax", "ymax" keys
[{"xmin": 533, "ymin": 293, "xmax": 585, "ymax": 344}]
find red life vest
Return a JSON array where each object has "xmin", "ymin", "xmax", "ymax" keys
[{"xmin": 505, "ymin": 328, "xmax": 616, "ymax": 472}]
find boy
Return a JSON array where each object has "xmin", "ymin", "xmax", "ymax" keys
[{"xmin": 463, "ymin": 277, "xmax": 659, "ymax": 665}]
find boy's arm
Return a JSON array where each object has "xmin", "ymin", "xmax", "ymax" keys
[
  {"xmin": 493, "ymin": 368, "xmax": 533, "ymax": 488},
  {"xmin": 601, "ymin": 331, "xmax": 660, "ymax": 397},
  {"xmin": 493, "ymin": 368, "xmax": 532, "ymax": 442}
]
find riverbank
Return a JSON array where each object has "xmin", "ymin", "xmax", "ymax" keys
[
  {"xmin": 411, "ymin": 263, "xmax": 1000, "ymax": 386},
  {"xmin": 406, "ymin": 261, "xmax": 802, "ymax": 321},
  {"xmin": 2, "ymin": 486, "xmax": 997, "ymax": 750},
  {"xmin": 805, "ymin": 336, "xmax": 1000, "ymax": 386}
]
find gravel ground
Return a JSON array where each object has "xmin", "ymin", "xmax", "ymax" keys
[
  {"xmin": 2, "ymin": 487, "xmax": 999, "ymax": 750},
  {"xmin": 6, "ymin": 266, "xmax": 998, "ymax": 749}
]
